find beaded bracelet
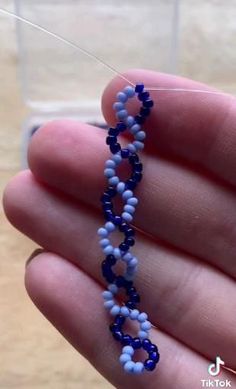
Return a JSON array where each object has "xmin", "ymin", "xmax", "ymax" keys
[{"xmin": 97, "ymin": 83, "xmax": 160, "ymax": 374}]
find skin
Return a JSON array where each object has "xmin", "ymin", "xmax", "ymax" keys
[{"xmin": 2, "ymin": 69, "xmax": 236, "ymax": 388}]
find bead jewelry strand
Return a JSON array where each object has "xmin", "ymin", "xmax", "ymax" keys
[{"xmin": 97, "ymin": 84, "xmax": 160, "ymax": 374}]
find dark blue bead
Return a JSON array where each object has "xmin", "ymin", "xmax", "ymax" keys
[
  {"xmin": 132, "ymin": 337, "xmax": 142, "ymax": 349},
  {"xmin": 135, "ymin": 83, "xmax": 144, "ymax": 93},
  {"xmin": 142, "ymin": 339, "xmax": 151, "ymax": 351},
  {"xmin": 106, "ymin": 135, "xmax": 117, "ymax": 145},
  {"xmin": 104, "ymin": 209, "xmax": 113, "ymax": 221},
  {"xmin": 125, "ymin": 227, "xmax": 135, "ymax": 237},
  {"xmin": 149, "ymin": 344, "xmax": 158, "ymax": 353},
  {"xmin": 106, "ymin": 254, "xmax": 116, "ymax": 265},
  {"xmin": 121, "ymin": 334, "xmax": 132, "ymax": 346},
  {"xmin": 100, "ymin": 193, "xmax": 111, "ymax": 202},
  {"xmin": 149, "ymin": 351, "xmax": 160, "ymax": 363},
  {"xmin": 106, "ymin": 187, "xmax": 117, "ymax": 197},
  {"xmin": 140, "ymin": 106, "xmax": 151, "ymax": 117},
  {"xmin": 127, "ymin": 286, "xmax": 136, "ymax": 295},
  {"xmin": 116, "ymin": 275, "xmax": 126, "ymax": 287},
  {"xmin": 109, "ymin": 323, "xmax": 120, "ymax": 333},
  {"xmin": 113, "ymin": 330, "xmax": 124, "ymax": 341},
  {"xmin": 143, "ymin": 99, "xmax": 154, "ymax": 108},
  {"xmin": 130, "ymin": 293, "xmax": 140, "ymax": 303},
  {"xmin": 126, "ymin": 301, "xmax": 136, "ymax": 309},
  {"xmin": 102, "ymin": 202, "xmax": 113, "ymax": 211},
  {"xmin": 124, "ymin": 237, "xmax": 135, "ymax": 246},
  {"xmin": 110, "ymin": 143, "xmax": 121, "ymax": 154},
  {"xmin": 144, "ymin": 359, "xmax": 156, "ymax": 371},
  {"xmin": 116, "ymin": 122, "xmax": 127, "ymax": 132},
  {"xmin": 108, "ymin": 127, "xmax": 119, "ymax": 136},
  {"xmin": 111, "ymin": 215, "xmax": 122, "ymax": 225},
  {"xmin": 132, "ymin": 172, "xmax": 142, "ymax": 182},
  {"xmin": 138, "ymin": 91, "xmax": 150, "ymax": 101},
  {"xmin": 135, "ymin": 114, "xmax": 145, "ymax": 124},
  {"xmin": 104, "ymin": 272, "xmax": 115, "ymax": 283},
  {"xmin": 134, "ymin": 162, "xmax": 143, "ymax": 172},
  {"xmin": 129, "ymin": 153, "xmax": 139, "ymax": 165},
  {"xmin": 121, "ymin": 148, "xmax": 130, "ymax": 158},
  {"xmin": 119, "ymin": 222, "xmax": 129, "ymax": 232},
  {"xmin": 125, "ymin": 179, "xmax": 137, "ymax": 190},
  {"xmin": 115, "ymin": 315, "xmax": 126, "ymax": 326},
  {"xmin": 119, "ymin": 242, "xmax": 129, "ymax": 252}
]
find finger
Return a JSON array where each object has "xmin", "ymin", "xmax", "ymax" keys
[
  {"xmin": 102, "ymin": 69, "xmax": 236, "ymax": 187},
  {"xmin": 25, "ymin": 251, "xmax": 236, "ymax": 389},
  {"xmin": 28, "ymin": 120, "xmax": 236, "ymax": 278},
  {"xmin": 3, "ymin": 170, "xmax": 236, "ymax": 369}
]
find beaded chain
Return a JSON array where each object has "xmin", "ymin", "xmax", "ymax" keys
[{"xmin": 97, "ymin": 83, "xmax": 160, "ymax": 374}]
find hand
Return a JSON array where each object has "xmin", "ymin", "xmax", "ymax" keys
[{"xmin": 3, "ymin": 70, "xmax": 236, "ymax": 388}]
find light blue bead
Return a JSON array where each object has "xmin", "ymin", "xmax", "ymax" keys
[
  {"xmin": 126, "ymin": 115, "xmax": 135, "ymax": 128},
  {"xmin": 113, "ymin": 248, "xmax": 121, "ymax": 258},
  {"xmin": 104, "ymin": 300, "xmax": 115, "ymax": 309},
  {"xmin": 117, "ymin": 182, "xmax": 125, "ymax": 193},
  {"xmin": 122, "ymin": 345, "xmax": 134, "ymax": 356},
  {"xmin": 113, "ymin": 101, "xmax": 125, "ymax": 111},
  {"xmin": 119, "ymin": 353, "xmax": 131, "ymax": 365},
  {"xmin": 120, "ymin": 306, "xmax": 130, "ymax": 317},
  {"xmin": 141, "ymin": 320, "xmax": 152, "ymax": 331},
  {"xmin": 104, "ymin": 168, "xmax": 115, "ymax": 178},
  {"xmin": 103, "ymin": 245, "xmax": 113, "ymax": 255},
  {"xmin": 116, "ymin": 109, "xmax": 128, "ymax": 120},
  {"xmin": 97, "ymin": 227, "xmax": 108, "ymax": 237},
  {"xmin": 102, "ymin": 290, "xmax": 114, "ymax": 300},
  {"xmin": 133, "ymin": 362, "xmax": 144, "ymax": 374},
  {"xmin": 123, "ymin": 86, "xmax": 135, "ymax": 98},
  {"xmin": 130, "ymin": 124, "xmax": 141, "ymax": 134},
  {"xmin": 105, "ymin": 159, "xmax": 116, "ymax": 169},
  {"xmin": 124, "ymin": 360, "xmax": 135, "ymax": 373},
  {"xmin": 99, "ymin": 238, "xmax": 110, "ymax": 248},
  {"xmin": 138, "ymin": 312, "xmax": 148, "ymax": 322},
  {"xmin": 124, "ymin": 272, "xmax": 134, "ymax": 281},
  {"xmin": 127, "ymin": 197, "xmax": 138, "ymax": 206},
  {"xmin": 109, "ymin": 176, "xmax": 119, "ymax": 186},
  {"xmin": 105, "ymin": 221, "xmax": 115, "ymax": 232},
  {"xmin": 135, "ymin": 130, "xmax": 146, "ymax": 141},
  {"xmin": 117, "ymin": 91, "xmax": 128, "ymax": 103},
  {"xmin": 127, "ymin": 143, "xmax": 136, "ymax": 153},
  {"xmin": 108, "ymin": 283, "xmax": 118, "ymax": 294},
  {"xmin": 122, "ymin": 190, "xmax": 133, "ymax": 200},
  {"xmin": 138, "ymin": 330, "xmax": 148, "ymax": 340},
  {"xmin": 124, "ymin": 204, "xmax": 135, "ymax": 214},
  {"xmin": 126, "ymin": 267, "xmax": 136, "ymax": 277},
  {"xmin": 133, "ymin": 140, "xmax": 144, "ymax": 150},
  {"xmin": 130, "ymin": 309, "xmax": 140, "ymax": 320},
  {"xmin": 128, "ymin": 257, "xmax": 138, "ymax": 267},
  {"xmin": 123, "ymin": 252, "xmax": 132, "ymax": 262},
  {"xmin": 122, "ymin": 212, "xmax": 133, "ymax": 222},
  {"xmin": 110, "ymin": 304, "xmax": 120, "ymax": 316},
  {"xmin": 112, "ymin": 153, "xmax": 122, "ymax": 164}
]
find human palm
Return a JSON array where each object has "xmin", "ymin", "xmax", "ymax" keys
[{"xmin": 3, "ymin": 70, "xmax": 236, "ymax": 388}]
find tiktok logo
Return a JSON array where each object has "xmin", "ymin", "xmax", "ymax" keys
[{"xmin": 208, "ymin": 356, "xmax": 225, "ymax": 376}]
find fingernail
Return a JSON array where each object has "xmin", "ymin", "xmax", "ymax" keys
[{"xmin": 25, "ymin": 248, "xmax": 45, "ymax": 267}]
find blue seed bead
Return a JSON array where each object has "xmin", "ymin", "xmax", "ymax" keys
[
  {"xmin": 133, "ymin": 362, "xmax": 144, "ymax": 375},
  {"xmin": 106, "ymin": 135, "xmax": 117, "ymax": 145},
  {"xmin": 130, "ymin": 309, "xmax": 140, "ymax": 320},
  {"xmin": 116, "ymin": 122, "xmax": 127, "ymax": 132},
  {"xmin": 143, "ymin": 99, "xmax": 154, "ymax": 108},
  {"xmin": 112, "ymin": 215, "xmax": 122, "ymax": 225},
  {"xmin": 130, "ymin": 123, "xmax": 141, "ymax": 134},
  {"xmin": 115, "ymin": 315, "xmax": 126, "ymax": 325},
  {"xmin": 142, "ymin": 338, "xmax": 151, "ymax": 351},
  {"xmin": 120, "ymin": 306, "xmax": 130, "ymax": 317},
  {"xmin": 110, "ymin": 143, "xmax": 121, "ymax": 154},
  {"xmin": 117, "ymin": 91, "xmax": 128, "ymax": 103},
  {"xmin": 116, "ymin": 109, "xmax": 128, "ymax": 120},
  {"xmin": 122, "ymin": 345, "xmax": 134, "ymax": 356},
  {"xmin": 140, "ymin": 106, "xmax": 151, "ymax": 117},
  {"xmin": 108, "ymin": 127, "xmax": 119, "ymax": 136},
  {"xmin": 138, "ymin": 312, "xmax": 148, "ymax": 323},
  {"xmin": 133, "ymin": 162, "xmax": 143, "ymax": 172},
  {"xmin": 121, "ymin": 148, "xmax": 130, "ymax": 158},
  {"xmin": 99, "ymin": 238, "xmax": 110, "ymax": 248},
  {"xmin": 124, "ymin": 360, "xmax": 135, "ymax": 373},
  {"xmin": 135, "ymin": 83, "xmax": 144, "ymax": 93},
  {"xmin": 105, "ymin": 159, "xmax": 116, "ymax": 169},
  {"xmin": 109, "ymin": 176, "xmax": 119, "ymax": 186},
  {"xmin": 138, "ymin": 91, "xmax": 150, "ymax": 101},
  {"xmin": 119, "ymin": 242, "xmax": 129, "ymax": 252},
  {"xmin": 119, "ymin": 353, "xmax": 131, "ymax": 365},
  {"xmin": 138, "ymin": 330, "xmax": 148, "ymax": 340},
  {"xmin": 135, "ymin": 114, "xmax": 145, "ymax": 124},
  {"xmin": 125, "ymin": 237, "xmax": 135, "ymax": 247},
  {"xmin": 126, "ymin": 115, "xmax": 135, "ymax": 127},
  {"xmin": 102, "ymin": 290, "xmax": 114, "ymax": 300},
  {"xmin": 113, "ymin": 248, "xmax": 121, "ymax": 258},
  {"xmin": 110, "ymin": 304, "xmax": 121, "ymax": 316},
  {"xmin": 135, "ymin": 131, "xmax": 146, "ymax": 141},
  {"xmin": 149, "ymin": 344, "xmax": 158, "ymax": 353},
  {"xmin": 113, "ymin": 330, "xmax": 124, "ymax": 341},
  {"xmin": 123, "ymin": 86, "xmax": 135, "ymax": 98},
  {"xmin": 132, "ymin": 337, "xmax": 142, "ymax": 349},
  {"xmin": 112, "ymin": 153, "xmax": 122, "ymax": 164},
  {"xmin": 127, "ymin": 197, "xmax": 138, "ymax": 206},
  {"xmin": 124, "ymin": 227, "xmax": 135, "ymax": 237},
  {"xmin": 149, "ymin": 351, "xmax": 160, "ymax": 363},
  {"xmin": 124, "ymin": 204, "xmax": 135, "ymax": 214},
  {"xmin": 122, "ymin": 334, "xmax": 132, "ymax": 345},
  {"xmin": 105, "ymin": 221, "xmax": 115, "ymax": 232},
  {"xmin": 122, "ymin": 212, "xmax": 133, "ymax": 223},
  {"xmin": 127, "ymin": 143, "xmax": 136, "ymax": 153},
  {"xmin": 103, "ymin": 245, "xmax": 113, "ymax": 255},
  {"xmin": 108, "ymin": 283, "xmax": 118, "ymax": 294},
  {"xmin": 141, "ymin": 320, "xmax": 152, "ymax": 331},
  {"xmin": 144, "ymin": 359, "xmax": 156, "ymax": 371},
  {"xmin": 97, "ymin": 227, "xmax": 108, "ymax": 237},
  {"xmin": 104, "ymin": 300, "xmax": 115, "ymax": 309},
  {"xmin": 122, "ymin": 190, "xmax": 133, "ymax": 200},
  {"xmin": 133, "ymin": 141, "xmax": 144, "ymax": 150},
  {"xmin": 117, "ymin": 182, "xmax": 125, "ymax": 193},
  {"xmin": 113, "ymin": 101, "xmax": 125, "ymax": 111}
]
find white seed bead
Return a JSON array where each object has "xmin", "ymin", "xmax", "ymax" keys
[
  {"xmin": 133, "ymin": 140, "xmax": 144, "ymax": 150},
  {"xmin": 124, "ymin": 360, "xmax": 135, "ymax": 373},
  {"xmin": 122, "ymin": 212, "xmax": 133, "ymax": 222},
  {"xmin": 122, "ymin": 345, "xmax": 134, "ymax": 356},
  {"xmin": 119, "ymin": 353, "xmax": 131, "ymax": 365},
  {"xmin": 117, "ymin": 182, "xmax": 125, "ymax": 193},
  {"xmin": 120, "ymin": 306, "xmax": 130, "ymax": 317},
  {"xmin": 130, "ymin": 309, "xmax": 140, "ymax": 320},
  {"xmin": 102, "ymin": 290, "xmax": 113, "ymax": 300},
  {"xmin": 110, "ymin": 304, "xmax": 121, "ymax": 316},
  {"xmin": 99, "ymin": 238, "xmax": 110, "ymax": 248},
  {"xmin": 103, "ymin": 245, "xmax": 113, "ymax": 255},
  {"xmin": 97, "ymin": 227, "xmax": 108, "ymax": 237},
  {"xmin": 138, "ymin": 312, "xmax": 148, "ymax": 322},
  {"xmin": 127, "ymin": 143, "xmax": 136, "ymax": 153},
  {"xmin": 109, "ymin": 176, "xmax": 119, "ymax": 186},
  {"xmin": 135, "ymin": 130, "xmax": 146, "ymax": 141},
  {"xmin": 104, "ymin": 300, "xmax": 115, "ymax": 309},
  {"xmin": 123, "ymin": 252, "xmax": 132, "ymax": 262},
  {"xmin": 138, "ymin": 330, "xmax": 149, "ymax": 340},
  {"xmin": 141, "ymin": 320, "xmax": 152, "ymax": 331},
  {"xmin": 124, "ymin": 204, "xmax": 135, "ymax": 214},
  {"xmin": 104, "ymin": 168, "xmax": 115, "ymax": 178},
  {"xmin": 105, "ymin": 222, "xmax": 115, "ymax": 232},
  {"xmin": 130, "ymin": 124, "xmax": 141, "ymax": 134},
  {"xmin": 133, "ymin": 362, "xmax": 144, "ymax": 374},
  {"xmin": 128, "ymin": 257, "xmax": 138, "ymax": 267},
  {"xmin": 122, "ymin": 190, "xmax": 133, "ymax": 200},
  {"xmin": 127, "ymin": 196, "xmax": 138, "ymax": 206},
  {"xmin": 105, "ymin": 159, "xmax": 116, "ymax": 169},
  {"xmin": 113, "ymin": 248, "xmax": 121, "ymax": 258}
]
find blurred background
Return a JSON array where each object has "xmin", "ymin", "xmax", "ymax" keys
[{"xmin": 0, "ymin": 0, "xmax": 235, "ymax": 388}]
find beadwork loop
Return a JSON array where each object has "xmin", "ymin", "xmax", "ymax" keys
[{"xmin": 98, "ymin": 83, "xmax": 160, "ymax": 373}]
